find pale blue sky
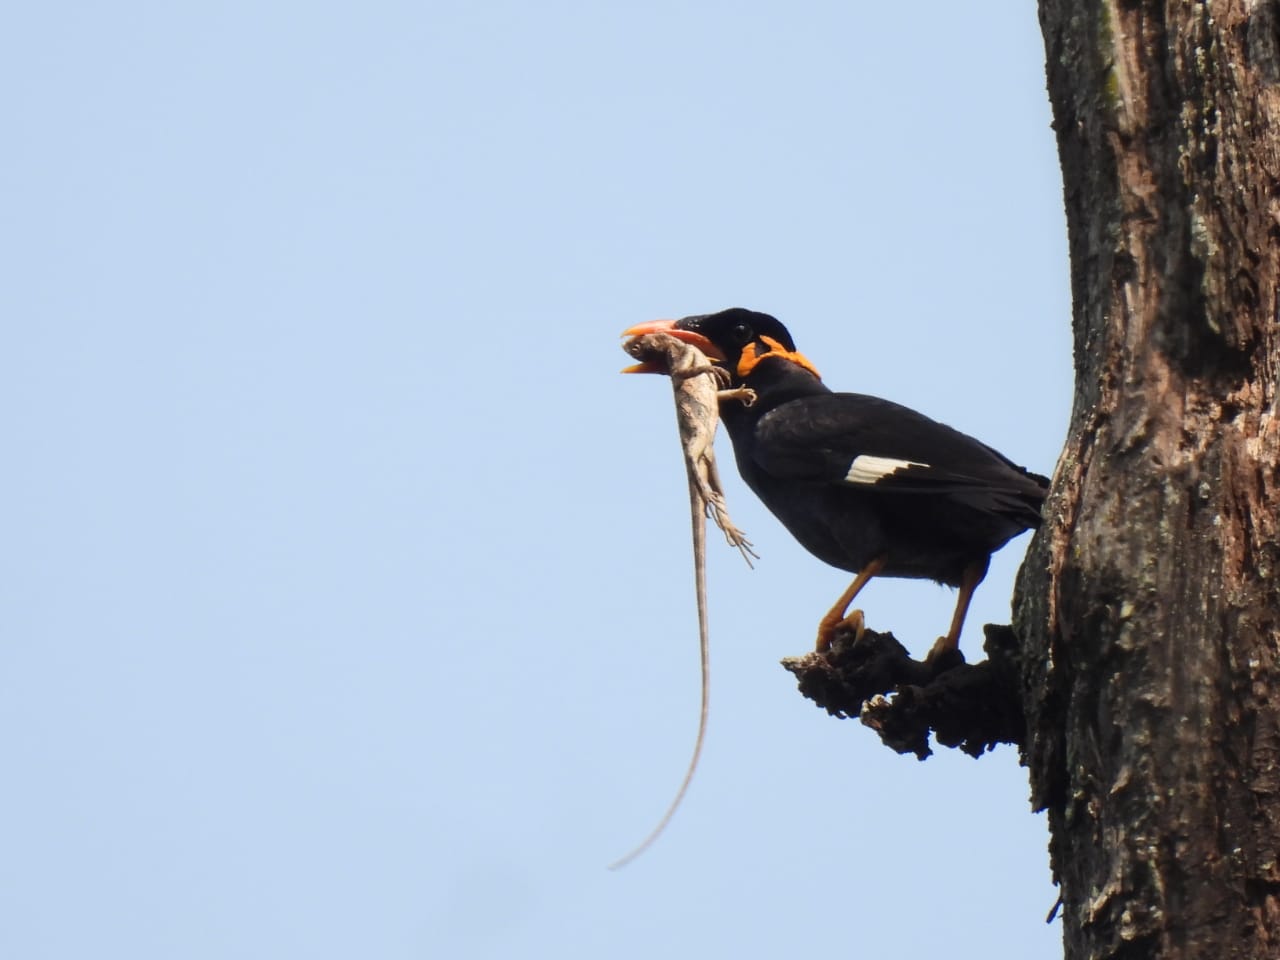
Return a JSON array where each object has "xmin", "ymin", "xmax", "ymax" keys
[{"xmin": 4, "ymin": 3, "xmax": 1071, "ymax": 958}]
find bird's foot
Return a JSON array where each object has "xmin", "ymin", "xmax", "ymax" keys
[
  {"xmin": 816, "ymin": 609, "xmax": 866, "ymax": 652},
  {"xmin": 924, "ymin": 635, "xmax": 965, "ymax": 674}
]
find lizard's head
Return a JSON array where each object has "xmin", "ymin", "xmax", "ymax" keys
[
  {"xmin": 619, "ymin": 331, "xmax": 680, "ymax": 375},
  {"xmin": 619, "ymin": 318, "xmax": 721, "ymax": 376},
  {"xmin": 621, "ymin": 308, "xmax": 820, "ymax": 382}
]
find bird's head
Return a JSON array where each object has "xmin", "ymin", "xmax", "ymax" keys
[{"xmin": 621, "ymin": 308, "xmax": 820, "ymax": 383}]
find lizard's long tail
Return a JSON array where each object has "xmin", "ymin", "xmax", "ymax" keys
[{"xmin": 608, "ymin": 482, "xmax": 711, "ymax": 870}]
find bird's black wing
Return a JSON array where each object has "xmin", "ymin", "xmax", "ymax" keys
[{"xmin": 752, "ymin": 393, "xmax": 1047, "ymax": 509}]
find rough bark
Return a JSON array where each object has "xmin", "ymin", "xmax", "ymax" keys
[
  {"xmin": 778, "ymin": 4, "xmax": 1280, "ymax": 954},
  {"xmin": 782, "ymin": 624, "xmax": 1025, "ymax": 760},
  {"xmin": 1017, "ymin": 2, "xmax": 1280, "ymax": 957}
]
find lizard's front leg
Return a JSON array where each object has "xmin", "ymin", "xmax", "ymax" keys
[
  {"xmin": 671, "ymin": 361, "xmax": 728, "ymax": 386},
  {"xmin": 718, "ymin": 387, "xmax": 756, "ymax": 407}
]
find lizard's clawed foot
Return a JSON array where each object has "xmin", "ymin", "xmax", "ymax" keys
[
  {"xmin": 706, "ymin": 365, "xmax": 733, "ymax": 388},
  {"xmin": 722, "ymin": 528, "xmax": 758, "ymax": 567},
  {"xmin": 816, "ymin": 608, "xmax": 866, "ymax": 652},
  {"xmin": 719, "ymin": 387, "xmax": 757, "ymax": 408},
  {"xmin": 703, "ymin": 495, "xmax": 758, "ymax": 567}
]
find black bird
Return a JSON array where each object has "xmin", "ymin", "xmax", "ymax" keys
[{"xmin": 623, "ymin": 308, "xmax": 1049, "ymax": 657}]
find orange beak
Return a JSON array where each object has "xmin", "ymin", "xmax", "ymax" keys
[
  {"xmin": 620, "ymin": 358, "xmax": 666, "ymax": 374},
  {"xmin": 619, "ymin": 319, "xmax": 726, "ymax": 375}
]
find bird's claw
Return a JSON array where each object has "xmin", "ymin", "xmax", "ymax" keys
[
  {"xmin": 816, "ymin": 608, "xmax": 866, "ymax": 652},
  {"xmin": 925, "ymin": 636, "xmax": 965, "ymax": 673}
]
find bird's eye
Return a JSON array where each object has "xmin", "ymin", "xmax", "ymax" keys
[{"xmin": 731, "ymin": 323, "xmax": 753, "ymax": 345}]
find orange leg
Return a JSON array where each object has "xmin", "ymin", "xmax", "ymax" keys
[
  {"xmin": 928, "ymin": 558, "xmax": 990, "ymax": 659},
  {"xmin": 816, "ymin": 556, "xmax": 887, "ymax": 651}
]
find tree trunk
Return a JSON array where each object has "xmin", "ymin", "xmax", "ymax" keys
[{"xmin": 1019, "ymin": 2, "xmax": 1280, "ymax": 957}]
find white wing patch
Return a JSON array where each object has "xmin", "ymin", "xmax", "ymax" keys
[{"xmin": 845, "ymin": 454, "xmax": 929, "ymax": 485}]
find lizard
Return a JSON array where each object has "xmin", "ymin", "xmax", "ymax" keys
[
  {"xmin": 609, "ymin": 330, "xmax": 757, "ymax": 870},
  {"xmin": 624, "ymin": 331, "xmax": 758, "ymax": 562}
]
